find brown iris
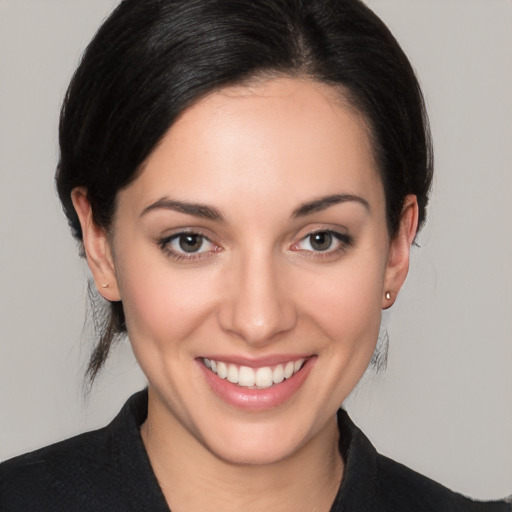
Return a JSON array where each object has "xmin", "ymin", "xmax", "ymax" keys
[
  {"xmin": 178, "ymin": 234, "xmax": 204, "ymax": 253},
  {"xmin": 309, "ymin": 232, "xmax": 333, "ymax": 251}
]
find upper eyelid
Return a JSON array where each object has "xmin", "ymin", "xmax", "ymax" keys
[
  {"xmin": 291, "ymin": 229, "xmax": 353, "ymax": 251},
  {"xmin": 294, "ymin": 226, "xmax": 351, "ymax": 242},
  {"xmin": 156, "ymin": 226, "xmax": 351, "ymax": 248},
  {"xmin": 161, "ymin": 231, "xmax": 215, "ymax": 246},
  {"xmin": 299, "ymin": 229, "xmax": 351, "ymax": 243},
  {"xmin": 301, "ymin": 227, "xmax": 346, "ymax": 237},
  {"xmin": 159, "ymin": 228, "xmax": 214, "ymax": 242},
  {"xmin": 158, "ymin": 232, "xmax": 219, "ymax": 261}
]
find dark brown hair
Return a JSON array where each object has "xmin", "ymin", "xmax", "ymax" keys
[{"xmin": 56, "ymin": 0, "xmax": 433, "ymax": 384}]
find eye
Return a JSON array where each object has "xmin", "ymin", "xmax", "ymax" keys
[
  {"xmin": 174, "ymin": 233, "xmax": 208, "ymax": 253},
  {"xmin": 304, "ymin": 232, "xmax": 334, "ymax": 251},
  {"xmin": 292, "ymin": 230, "xmax": 353, "ymax": 254},
  {"xmin": 158, "ymin": 232, "xmax": 218, "ymax": 260}
]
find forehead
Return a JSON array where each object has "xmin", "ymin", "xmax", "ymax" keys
[{"xmin": 123, "ymin": 77, "xmax": 382, "ymax": 215}]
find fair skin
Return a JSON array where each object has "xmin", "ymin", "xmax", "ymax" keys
[{"xmin": 72, "ymin": 77, "xmax": 418, "ymax": 512}]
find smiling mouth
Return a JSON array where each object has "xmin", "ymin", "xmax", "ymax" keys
[{"xmin": 202, "ymin": 357, "xmax": 307, "ymax": 389}]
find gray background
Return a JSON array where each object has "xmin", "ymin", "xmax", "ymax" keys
[{"xmin": 0, "ymin": 0, "xmax": 510, "ymax": 499}]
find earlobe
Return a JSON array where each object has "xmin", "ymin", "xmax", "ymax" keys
[
  {"xmin": 382, "ymin": 194, "xmax": 419, "ymax": 309},
  {"xmin": 71, "ymin": 187, "xmax": 121, "ymax": 302}
]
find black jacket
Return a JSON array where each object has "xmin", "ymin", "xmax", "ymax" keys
[{"xmin": 1, "ymin": 390, "xmax": 510, "ymax": 511}]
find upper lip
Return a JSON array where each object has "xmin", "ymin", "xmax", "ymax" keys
[{"xmin": 198, "ymin": 354, "xmax": 313, "ymax": 368}]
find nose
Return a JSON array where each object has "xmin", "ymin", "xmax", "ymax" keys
[{"xmin": 217, "ymin": 249, "xmax": 297, "ymax": 346}]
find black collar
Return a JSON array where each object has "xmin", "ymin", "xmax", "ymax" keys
[{"xmin": 108, "ymin": 389, "xmax": 385, "ymax": 512}]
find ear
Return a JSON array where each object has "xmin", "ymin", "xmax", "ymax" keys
[
  {"xmin": 382, "ymin": 194, "xmax": 419, "ymax": 309},
  {"xmin": 71, "ymin": 187, "xmax": 121, "ymax": 302}
]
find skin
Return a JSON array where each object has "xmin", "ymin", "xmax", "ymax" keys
[{"xmin": 72, "ymin": 77, "xmax": 418, "ymax": 512}]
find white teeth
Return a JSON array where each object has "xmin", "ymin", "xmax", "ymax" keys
[
  {"xmin": 203, "ymin": 357, "xmax": 307, "ymax": 389},
  {"xmin": 217, "ymin": 361, "xmax": 227, "ymax": 379},
  {"xmin": 226, "ymin": 364, "xmax": 239, "ymax": 384},
  {"xmin": 272, "ymin": 364, "xmax": 284, "ymax": 384},
  {"xmin": 238, "ymin": 366, "xmax": 255, "ymax": 387},
  {"xmin": 284, "ymin": 361, "xmax": 294, "ymax": 379},
  {"xmin": 255, "ymin": 367, "xmax": 273, "ymax": 388}
]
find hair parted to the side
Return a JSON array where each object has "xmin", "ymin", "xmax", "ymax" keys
[{"xmin": 55, "ymin": 0, "xmax": 433, "ymax": 385}]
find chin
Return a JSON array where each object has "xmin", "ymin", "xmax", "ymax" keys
[
  {"xmin": 204, "ymin": 426, "xmax": 306, "ymax": 466},
  {"xmin": 194, "ymin": 408, "xmax": 325, "ymax": 467}
]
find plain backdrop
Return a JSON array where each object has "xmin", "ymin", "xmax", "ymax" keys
[{"xmin": 0, "ymin": 0, "xmax": 510, "ymax": 500}]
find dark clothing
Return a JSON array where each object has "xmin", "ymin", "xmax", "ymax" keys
[{"xmin": 1, "ymin": 390, "xmax": 509, "ymax": 511}]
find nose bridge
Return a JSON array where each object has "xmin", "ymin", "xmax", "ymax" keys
[{"xmin": 219, "ymin": 246, "xmax": 296, "ymax": 345}]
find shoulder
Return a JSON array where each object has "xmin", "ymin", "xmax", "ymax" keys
[
  {"xmin": 336, "ymin": 409, "xmax": 510, "ymax": 512},
  {"xmin": 0, "ymin": 426, "xmax": 119, "ymax": 511},
  {"xmin": 376, "ymin": 453, "xmax": 511, "ymax": 512},
  {"xmin": 0, "ymin": 390, "xmax": 153, "ymax": 512}
]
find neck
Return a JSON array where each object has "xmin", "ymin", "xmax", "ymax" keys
[{"xmin": 141, "ymin": 390, "xmax": 343, "ymax": 512}]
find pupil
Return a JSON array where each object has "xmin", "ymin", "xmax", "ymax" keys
[
  {"xmin": 179, "ymin": 234, "xmax": 202, "ymax": 253},
  {"xmin": 311, "ymin": 232, "xmax": 332, "ymax": 251}
]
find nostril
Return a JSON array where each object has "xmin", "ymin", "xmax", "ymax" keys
[{"xmin": 216, "ymin": 259, "xmax": 298, "ymax": 344}]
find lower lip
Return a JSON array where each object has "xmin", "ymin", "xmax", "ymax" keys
[{"xmin": 198, "ymin": 357, "xmax": 316, "ymax": 411}]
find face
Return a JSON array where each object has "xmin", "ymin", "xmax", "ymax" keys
[{"xmin": 75, "ymin": 77, "xmax": 416, "ymax": 465}]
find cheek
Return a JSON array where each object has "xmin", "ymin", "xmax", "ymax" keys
[
  {"xmin": 115, "ymin": 252, "xmax": 219, "ymax": 347},
  {"xmin": 295, "ymin": 254, "xmax": 386, "ymax": 352}
]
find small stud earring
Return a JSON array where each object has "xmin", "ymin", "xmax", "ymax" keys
[
  {"xmin": 101, "ymin": 283, "xmax": 110, "ymax": 288},
  {"xmin": 385, "ymin": 291, "xmax": 391, "ymax": 300}
]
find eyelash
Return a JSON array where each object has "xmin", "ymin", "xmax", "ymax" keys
[
  {"xmin": 157, "ymin": 231, "xmax": 218, "ymax": 262},
  {"xmin": 291, "ymin": 230, "xmax": 354, "ymax": 259},
  {"xmin": 157, "ymin": 229, "xmax": 354, "ymax": 262}
]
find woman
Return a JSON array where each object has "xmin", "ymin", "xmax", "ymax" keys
[{"xmin": 1, "ymin": 0, "xmax": 510, "ymax": 510}]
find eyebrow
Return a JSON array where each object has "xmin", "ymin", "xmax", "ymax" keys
[
  {"xmin": 140, "ymin": 198, "xmax": 224, "ymax": 221},
  {"xmin": 292, "ymin": 194, "xmax": 370, "ymax": 217},
  {"xmin": 140, "ymin": 193, "xmax": 369, "ymax": 221}
]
